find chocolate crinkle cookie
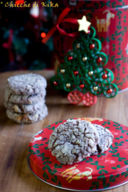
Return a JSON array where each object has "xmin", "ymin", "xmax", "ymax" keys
[
  {"xmin": 48, "ymin": 119, "xmax": 113, "ymax": 165},
  {"xmin": 7, "ymin": 73, "xmax": 47, "ymax": 95},
  {"xmin": 93, "ymin": 124, "xmax": 113, "ymax": 154},
  {"xmin": 48, "ymin": 119, "xmax": 99, "ymax": 165},
  {"xmin": 4, "ymin": 73, "xmax": 48, "ymax": 124}
]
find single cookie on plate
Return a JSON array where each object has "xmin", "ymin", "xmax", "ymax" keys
[
  {"xmin": 48, "ymin": 119, "xmax": 99, "ymax": 165},
  {"xmin": 6, "ymin": 73, "xmax": 47, "ymax": 95},
  {"xmin": 6, "ymin": 101, "xmax": 45, "ymax": 114},
  {"xmin": 6, "ymin": 105, "xmax": 48, "ymax": 124},
  {"xmin": 93, "ymin": 124, "xmax": 114, "ymax": 153}
]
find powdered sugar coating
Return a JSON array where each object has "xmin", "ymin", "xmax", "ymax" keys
[
  {"xmin": 48, "ymin": 119, "xmax": 99, "ymax": 165},
  {"xmin": 93, "ymin": 124, "xmax": 113, "ymax": 153},
  {"xmin": 4, "ymin": 88, "xmax": 46, "ymax": 105},
  {"xmin": 5, "ymin": 101, "xmax": 45, "ymax": 113},
  {"xmin": 6, "ymin": 104, "xmax": 48, "ymax": 124},
  {"xmin": 7, "ymin": 73, "xmax": 47, "ymax": 95}
]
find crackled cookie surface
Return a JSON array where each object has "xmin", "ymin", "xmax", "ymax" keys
[
  {"xmin": 94, "ymin": 124, "xmax": 114, "ymax": 153},
  {"xmin": 6, "ymin": 105, "xmax": 48, "ymax": 124},
  {"xmin": 48, "ymin": 119, "xmax": 99, "ymax": 165},
  {"xmin": 5, "ymin": 101, "xmax": 45, "ymax": 113},
  {"xmin": 7, "ymin": 73, "xmax": 47, "ymax": 95},
  {"xmin": 4, "ymin": 88, "xmax": 46, "ymax": 105}
]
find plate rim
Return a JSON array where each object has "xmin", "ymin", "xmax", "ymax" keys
[
  {"xmin": 29, "ymin": 118, "xmax": 128, "ymax": 178},
  {"xmin": 27, "ymin": 157, "xmax": 128, "ymax": 192},
  {"xmin": 28, "ymin": 118, "xmax": 128, "ymax": 191}
]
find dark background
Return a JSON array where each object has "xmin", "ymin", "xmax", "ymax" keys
[{"xmin": 0, "ymin": 1, "xmax": 56, "ymax": 72}]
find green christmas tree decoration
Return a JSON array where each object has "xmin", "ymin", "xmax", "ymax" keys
[{"xmin": 51, "ymin": 16, "xmax": 118, "ymax": 105}]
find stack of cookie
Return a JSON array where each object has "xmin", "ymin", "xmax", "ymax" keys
[{"xmin": 4, "ymin": 73, "xmax": 48, "ymax": 124}]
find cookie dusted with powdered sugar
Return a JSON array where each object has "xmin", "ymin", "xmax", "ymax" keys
[
  {"xmin": 4, "ymin": 73, "xmax": 48, "ymax": 124},
  {"xmin": 5, "ymin": 101, "xmax": 45, "ymax": 114},
  {"xmin": 93, "ymin": 124, "xmax": 113, "ymax": 153},
  {"xmin": 6, "ymin": 105, "xmax": 48, "ymax": 124},
  {"xmin": 6, "ymin": 73, "xmax": 47, "ymax": 95},
  {"xmin": 48, "ymin": 119, "xmax": 99, "ymax": 165},
  {"xmin": 4, "ymin": 88, "xmax": 46, "ymax": 105}
]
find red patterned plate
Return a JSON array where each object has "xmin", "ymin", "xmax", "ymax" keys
[{"xmin": 28, "ymin": 118, "xmax": 128, "ymax": 191}]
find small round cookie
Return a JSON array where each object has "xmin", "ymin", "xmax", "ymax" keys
[
  {"xmin": 6, "ymin": 101, "xmax": 45, "ymax": 114},
  {"xmin": 4, "ymin": 88, "xmax": 46, "ymax": 105},
  {"xmin": 7, "ymin": 73, "xmax": 47, "ymax": 95},
  {"xmin": 48, "ymin": 119, "xmax": 99, "ymax": 165},
  {"xmin": 93, "ymin": 124, "xmax": 113, "ymax": 153},
  {"xmin": 6, "ymin": 105, "xmax": 48, "ymax": 124}
]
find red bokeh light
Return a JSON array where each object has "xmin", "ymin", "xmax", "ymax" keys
[
  {"xmin": 41, "ymin": 32, "xmax": 46, "ymax": 38},
  {"xmin": 15, "ymin": 0, "xmax": 24, "ymax": 5}
]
